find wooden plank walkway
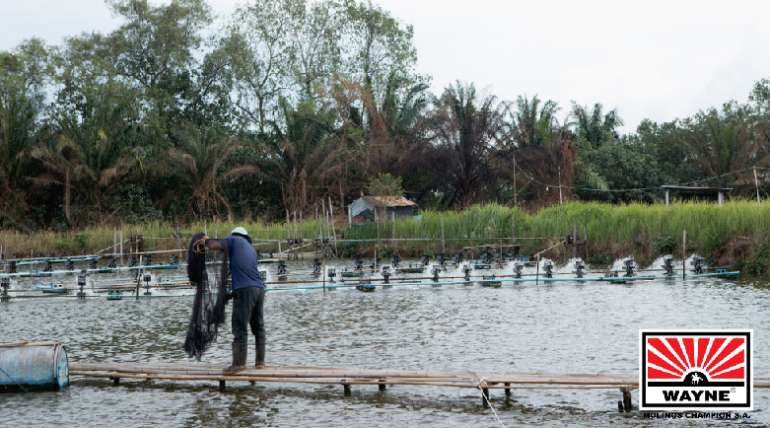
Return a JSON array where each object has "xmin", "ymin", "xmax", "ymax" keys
[{"xmin": 69, "ymin": 362, "xmax": 770, "ymax": 410}]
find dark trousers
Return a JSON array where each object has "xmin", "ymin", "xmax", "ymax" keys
[{"xmin": 232, "ymin": 286, "xmax": 266, "ymax": 364}]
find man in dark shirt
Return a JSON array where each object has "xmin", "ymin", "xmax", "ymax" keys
[{"xmin": 197, "ymin": 227, "xmax": 265, "ymax": 372}]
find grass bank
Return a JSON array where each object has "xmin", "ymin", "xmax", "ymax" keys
[{"xmin": 2, "ymin": 202, "xmax": 769, "ymax": 275}]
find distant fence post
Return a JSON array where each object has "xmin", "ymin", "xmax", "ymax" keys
[
  {"xmin": 682, "ymin": 230, "xmax": 687, "ymax": 280},
  {"xmin": 754, "ymin": 167, "xmax": 760, "ymax": 203},
  {"xmin": 440, "ymin": 217, "xmax": 446, "ymax": 254}
]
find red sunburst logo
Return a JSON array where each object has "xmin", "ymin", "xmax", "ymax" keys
[
  {"xmin": 647, "ymin": 335, "xmax": 746, "ymax": 381},
  {"xmin": 640, "ymin": 330, "xmax": 752, "ymax": 411}
]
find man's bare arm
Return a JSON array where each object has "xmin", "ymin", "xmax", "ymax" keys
[
  {"xmin": 193, "ymin": 235, "xmax": 225, "ymax": 253},
  {"xmin": 206, "ymin": 238, "xmax": 224, "ymax": 251}
]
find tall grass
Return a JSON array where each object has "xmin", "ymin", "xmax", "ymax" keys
[
  {"xmin": 0, "ymin": 219, "xmax": 323, "ymax": 257},
  {"xmin": 528, "ymin": 201, "xmax": 770, "ymax": 256},
  {"xmin": 3, "ymin": 202, "xmax": 770, "ymax": 273}
]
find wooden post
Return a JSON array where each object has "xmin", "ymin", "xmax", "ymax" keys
[
  {"xmin": 513, "ymin": 153, "xmax": 517, "ymax": 207},
  {"xmin": 511, "ymin": 213, "xmax": 516, "ymax": 250},
  {"xmin": 378, "ymin": 381, "xmax": 386, "ymax": 392},
  {"xmin": 665, "ymin": 190, "xmax": 670, "ymax": 206},
  {"xmin": 441, "ymin": 217, "xmax": 446, "ymax": 254},
  {"xmin": 754, "ymin": 167, "xmax": 760, "ymax": 203},
  {"xmin": 219, "ymin": 380, "xmax": 226, "ymax": 391},
  {"xmin": 330, "ymin": 198, "xmax": 338, "ymax": 256},
  {"xmin": 481, "ymin": 387, "xmax": 490, "ymax": 408},
  {"xmin": 535, "ymin": 254, "xmax": 540, "ymax": 285},
  {"xmin": 111, "ymin": 377, "xmax": 120, "ymax": 385},
  {"xmin": 558, "ymin": 166, "xmax": 563, "ymax": 205},
  {"xmin": 343, "ymin": 383, "xmax": 351, "ymax": 396},
  {"xmin": 392, "ymin": 214, "xmax": 396, "ymax": 241},
  {"xmin": 174, "ymin": 224, "xmax": 183, "ymax": 262},
  {"xmin": 321, "ymin": 200, "xmax": 327, "ymax": 253},
  {"xmin": 621, "ymin": 387, "xmax": 632, "ymax": 412},
  {"xmin": 504, "ymin": 382, "xmax": 511, "ymax": 400},
  {"xmin": 135, "ymin": 256, "xmax": 142, "ymax": 300},
  {"xmin": 682, "ymin": 230, "xmax": 687, "ymax": 280}
]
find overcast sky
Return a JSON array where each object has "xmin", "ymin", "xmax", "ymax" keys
[{"xmin": 3, "ymin": 0, "xmax": 770, "ymax": 132}]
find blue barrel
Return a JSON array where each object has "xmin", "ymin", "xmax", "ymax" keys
[{"xmin": 0, "ymin": 341, "xmax": 69, "ymax": 391}]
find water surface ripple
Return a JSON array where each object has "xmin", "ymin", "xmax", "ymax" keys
[{"xmin": 2, "ymin": 266, "xmax": 769, "ymax": 427}]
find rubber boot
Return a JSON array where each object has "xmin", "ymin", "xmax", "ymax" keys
[
  {"xmin": 255, "ymin": 339, "xmax": 265, "ymax": 368},
  {"xmin": 225, "ymin": 342, "xmax": 247, "ymax": 373}
]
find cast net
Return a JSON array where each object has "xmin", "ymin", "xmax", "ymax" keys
[{"xmin": 183, "ymin": 233, "xmax": 230, "ymax": 360}]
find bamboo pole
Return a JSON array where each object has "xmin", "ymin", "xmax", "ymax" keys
[
  {"xmin": 175, "ymin": 224, "xmax": 183, "ymax": 262},
  {"xmin": 513, "ymin": 153, "xmax": 517, "ymax": 207},
  {"xmin": 572, "ymin": 224, "xmax": 577, "ymax": 259},
  {"xmin": 328, "ymin": 197, "xmax": 337, "ymax": 256},
  {"xmin": 135, "ymin": 255, "xmax": 142, "ymax": 300},
  {"xmin": 441, "ymin": 217, "xmax": 446, "ymax": 254},
  {"xmin": 682, "ymin": 229, "xmax": 687, "ymax": 280},
  {"xmin": 754, "ymin": 167, "xmax": 761, "ymax": 203}
]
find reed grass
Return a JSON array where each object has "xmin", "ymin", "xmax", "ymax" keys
[
  {"xmin": 2, "ymin": 202, "xmax": 770, "ymax": 274},
  {"xmin": 0, "ymin": 219, "xmax": 323, "ymax": 258}
]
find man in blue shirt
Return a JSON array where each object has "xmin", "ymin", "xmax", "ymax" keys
[{"xmin": 197, "ymin": 227, "xmax": 265, "ymax": 372}]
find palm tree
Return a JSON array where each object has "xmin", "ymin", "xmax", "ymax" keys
[
  {"xmin": 0, "ymin": 79, "xmax": 37, "ymax": 226},
  {"xmin": 379, "ymin": 74, "xmax": 430, "ymax": 141},
  {"xmin": 432, "ymin": 81, "xmax": 505, "ymax": 208},
  {"xmin": 52, "ymin": 115, "xmax": 138, "ymax": 212},
  {"xmin": 506, "ymin": 95, "xmax": 575, "ymax": 206},
  {"xmin": 683, "ymin": 103, "xmax": 760, "ymax": 186},
  {"xmin": 354, "ymin": 73, "xmax": 431, "ymax": 178},
  {"xmin": 29, "ymin": 137, "xmax": 89, "ymax": 225},
  {"xmin": 571, "ymin": 102, "xmax": 623, "ymax": 146},
  {"xmin": 29, "ymin": 127, "xmax": 138, "ymax": 226},
  {"xmin": 260, "ymin": 100, "xmax": 337, "ymax": 217},
  {"xmin": 0, "ymin": 40, "xmax": 48, "ymax": 227},
  {"xmin": 510, "ymin": 95, "xmax": 559, "ymax": 147},
  {"xmin": 167, "ymin": 127, "xmax": 257, "ymax": 220}
]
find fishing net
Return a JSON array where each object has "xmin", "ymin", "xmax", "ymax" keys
[{"xmin": 184, "ymin": 233, "xmax": 230, "ymax": 360}]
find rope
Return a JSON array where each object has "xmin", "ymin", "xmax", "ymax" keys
[{"xmin": 476, "ymin": 376, "xmax": 506, "ymax": 428}]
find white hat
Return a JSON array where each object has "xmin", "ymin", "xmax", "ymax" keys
[{"xmin": 231, "ymin": 226, "xmax": 249, "ymax": 237}]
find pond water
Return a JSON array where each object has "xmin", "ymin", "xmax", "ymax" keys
[{"xmin": 1, "ymin": 259, "xmax": 769, "ymax": 427}]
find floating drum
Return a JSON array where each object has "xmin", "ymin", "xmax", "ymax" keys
[{"xmin": 0, "ymin": 341, "xmax": 69, "ymax": 392}]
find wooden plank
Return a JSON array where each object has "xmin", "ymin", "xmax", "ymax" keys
[
  {"xmin": 70, "ymin": 363, "xmax": 473, "ymax": 380},
  {"xmin": 69, "ymin": 362, "xmax": 770, "ymax": 390}
]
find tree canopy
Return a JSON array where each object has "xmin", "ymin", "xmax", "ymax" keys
[{"xmin": 2, "ymin": 0, "xmax": 770, "ymax": 230}]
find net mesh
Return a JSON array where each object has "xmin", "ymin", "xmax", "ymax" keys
[{"xmin": 184, "ymin": 233, "xmax": 230, "ymax": 360}]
